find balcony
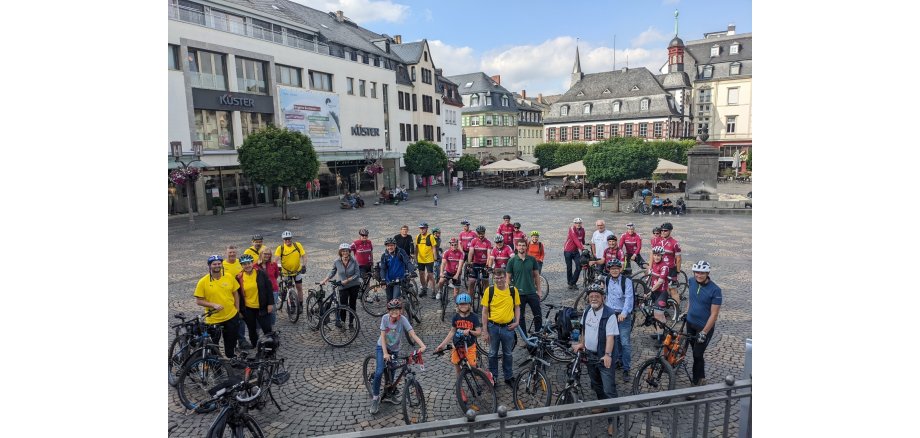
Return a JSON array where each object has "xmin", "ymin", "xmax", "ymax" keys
[{"xmin": 169, "ymin": 4, "xmax": 329, "ymax": 55}]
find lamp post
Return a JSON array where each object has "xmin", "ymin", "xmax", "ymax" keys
[
  {"xmin": 170, "ymin": 140, "xmax": 203, "ymax": 225},
  {"xmin": 363, "ymin": 148, "xmax": 383, "ymax": 195}
]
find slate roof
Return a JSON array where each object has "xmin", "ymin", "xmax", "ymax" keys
[
  {"xmin": 682, "ymin": 33, "xmax": 752, "ymax": 83},
  {"xmin": 390, "ymin": 41, "xmax": 425, "ymax": 64},
  {"xmin": 544, "ymin": 68, "xmax": 682, "ymax": 123},
  {"xmin": 446, "ymin": 72, "xmax": 519, "ymax": 113}
]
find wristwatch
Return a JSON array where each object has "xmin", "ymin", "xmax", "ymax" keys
[{"xmin": 603, "ymin": 353, "xmax": 611, "ymax": 357}]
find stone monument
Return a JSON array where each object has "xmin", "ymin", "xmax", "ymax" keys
[{"xmin": 685, "ymin": 132, "xmax": 719, "ymax": 201}]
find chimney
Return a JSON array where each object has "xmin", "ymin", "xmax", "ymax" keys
[
  {"xmin": 622, "ymin": 67, "xmax": 629, "ymax": 72},
  {"xmin": 393, "ymin": 34, "xmax": 402, "ymax": 44},
  {"xmin": 727, "ymin": 24, "xmax": 735, "ymax": 35},
  {"xmin": 491, "ymin": 75, "xmax": 501, "ymax": 85},
  {"xmin": 537, "ymin": 93, "xmax": 543, "ymax": 104},
  {"xmin": 521, "ymin": 90, "xmax": 526, "ymax": 99},
  {"xmin": 335, "ymin": 10, "xmax": 344, "ymax": 23}
]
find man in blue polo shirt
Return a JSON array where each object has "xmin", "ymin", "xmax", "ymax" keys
[
  {"xmin": 685, "ymin": 260, "xmax": 722, "ymax": 392},
  {"xmin": 601, "ymin": 259, "xmax": 633, "ymax": 382}
]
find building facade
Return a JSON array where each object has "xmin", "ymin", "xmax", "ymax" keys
[
  {"xmin": 515, "ymin": 90, "xmax": 547, "ymax": 161},
  {"xmin": 438, "ymin": 71, "xmax": 464, "ymax": 163},
  {"xmin": 446, "ymin": 73, "xmax": 519, "ymax": 162}
]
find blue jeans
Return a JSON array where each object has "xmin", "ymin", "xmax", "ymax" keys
[
  {"xmin": 372, "ymin": 345, "xmax": 397, "ymax": 397},
  {"xmin": 586, "ymin": 351, "xmax": 618, "ymax": 403},
  {"xmin": 564, "ymin": 251, "xmax": 581, "ymax": 286},
  {"xmin": 270, "ymin": 291, "xmax": 279, "ymax": 326},
  {"xmin": 614, "ymin": 313, "xmax": 632, "ymax": 371},
  {"xmin": 488, "ymin": 322, "xmax": 515, "ymax": 381}
]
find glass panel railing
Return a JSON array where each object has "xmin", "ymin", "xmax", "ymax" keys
[{"xmin": 190, "ymin": 73, "xmax": 227, "ymax": 91}]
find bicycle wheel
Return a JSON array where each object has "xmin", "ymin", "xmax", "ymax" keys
[
  {"xmin": 513, "ymin": 368, "xmax": 551, "ymax": 410},
  {"xmin": 361, "ymin": 281, "xmax": 388, "ymax": 317},
  {"xmin": 664, "ymin": 299, "xmax": 681, "ymax": 325},
  {"xmin": 622, "ymin": 202, "xmax": 635, "ymax": 214},
  {"xmin": 362, "ymin": 355, "xmax": 377, "ymax": 397},
  {"xmin": 457, "ymin": 367, "xmax": 497, "ymax": 415},
  {"xmin": 402, "ymin": 377, "xmax": 427, "ymax": 425},
  {"xmin": 285, "ymin": 286, "xmax": 299, "ymax": 323},
  {"xmin": 676, "ymin": 270, "xmax": 689, "ymax": 296},
  {"xmin": 439, "ymin": 284, "xmax": 449, "ymax": 322},
  {"xmin": 546, "ymin": 340, "xmax": 576, "ymax": 363},
  {"xmin": 304, "ymin": 293, "xmax": 319, "ymax": 329},
  {"xmin": 551, "ymin": 387, "xmax": 582, "ymax": 438},
  {"xmin": 177, "ymin": 356, "xmax": 229, "ymax": 413},
  {"xmin": 168, "ymin": 335, "xmax": 191, "ymax": 387},
  {"xmin": 407, "ymin": 290, "xmax": 422, "ymax": 325},
  {"xmin": 319, "ymin": 306, "xmax": 360, "ymax": 347},
  {"xmin": 206, "ymin": 412, "xmax": 265, "ymax": 438},
  {"xmin": 631, "ymin": 357, "xmax": 676, "ymax": 406},
  {"xmin": 472, "ymin": 284, "xmax": 483, "ymax": 314},
  {"xmin": 631, "ymin": 281, "xmax": 649, "ymax": 330},
  {"xmin": 537, "ymin": 274, "xmax": 549, "ymax": 301},
  {"xmin": 572, "ymin": 289, "xmax": 588, "ymax": 311}
]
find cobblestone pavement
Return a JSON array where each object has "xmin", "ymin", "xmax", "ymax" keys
[{"xmin": 168, "ymin": 186, "xmax": 751, "ymax": 437}]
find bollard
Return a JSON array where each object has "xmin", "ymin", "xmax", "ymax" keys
[{"xmin": 738, "ymin": 338, "xmax": 752, "ymax": 438}]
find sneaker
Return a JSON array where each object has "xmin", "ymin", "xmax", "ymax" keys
[
  {"xmin": 384, "ymin": 393, "xmax": 401, "ymax": 405},
  {"xmin": 369, "ymin": 397, "xmax": 380, "ymax": 414},
  {"xmin": 419, "ymin": 289, "xmax": 428, "ymax": 298},
  {"xmin": 622, "ymin": 370, "xmax": 630, "ymax": 383},
  {"xmin": 239, "ymin": 339, "xmax": 253, "ymax": 350},
  {"xmin": 435, "ymin": 292, "xmax": 441, "ymax": 300}
]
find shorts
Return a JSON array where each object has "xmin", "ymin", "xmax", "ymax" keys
[
  {"xmin": 443, "ymin": 275, "xmax": 462, "ymax": 287},
  {"xmin": 668, "ymin": 267, "xmax": 679, "ymax": 287},
  {"xmin": 417, "ymin": 262, "xmax": 434, "ymax": 273},
  {"xmin": 654, "ymin": 291, "xmax": 670, "ymax": 308},
  {"xmin": 451, "ymin": 343, "xmax": 478, "ymax": 367},
  {"xmin": 467, "ymin": 264, "xmax": 489, "ymax": 279},
  {"xmin": 283, "ymin": 273, "xmax": 304, "ymax": 284}
]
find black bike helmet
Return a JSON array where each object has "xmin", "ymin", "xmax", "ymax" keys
[
  {"xmin": 606, "ymin": 234, "xmax": 617, "ymax": 241},
  {"xmin": 476, "ymin": 225, "xmax": 486, "ymax": 233},
  {"xmin": 513, "ymin": 222, "xmax": 521, "ymax": 229},
  {"xmin": 587, "ymin": 282, "xmax": 605, "ymax": 295},
  {"xmin": 359, "ymin": 228, "xmax": 369, "ymax": 236},
  {"xmin": 387, "ymin": 299, "xmax": 402, "ymax": 310},
  {"xmin": 384, "ymin": 237, "xmax": 397, "ymax": 245},
  {"xmin": 460, "ymin": 220, "xmax": 470, "ymax": 225},
  {"xmin": 660, "ymin": 222, "xmax": 674, "ymax": 231},
  {"xmin": 251, "ymin": 234, "xmax": 263, "ymax": 241},
  {"xmin": 652, "ymin": 227, "xmax": 661, "ymax": 234}
]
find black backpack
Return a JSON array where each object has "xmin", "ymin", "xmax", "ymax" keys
[
  {"xmin": 485, "ymin": 285, "xmax": 519, "ymax": 308},
  {"xmin": 554, "ymin": 306, "xmax": 583, "ymax": 341}
]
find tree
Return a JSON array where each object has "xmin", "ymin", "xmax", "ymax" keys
[
  {"xmin": 553, "ymin": 142, "xmax": 588, "ymax": 168},
  {"xmin": 454, "ymin": 154, "xmax": 480, "ymax": 173},
  {"xmin": 533, "ymin": 143, "xmax": 560, "ymax": 171},
  {"xmin": 746, "ymin": 149, "xmax": 752, "ymax": 170},
  {"xmin": 237, "ymin": 125, "xmax": 319, "ymax": 220},
  {"xmin": 404, "ymin": 140, "xmax": 448, "ymax": 194},
  {"xmin": 583, "ymin": 141, "xmax": 658, "ymax": 211},
  {"xmin": 645, "ymin": 139, "xmax": 696, "ymax": 165}
]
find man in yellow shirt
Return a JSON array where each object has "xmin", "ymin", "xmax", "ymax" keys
[
  {"xmin": 243, "ymin": 235, "xmax": 265, "ymax": 261},
  {"xmin": 223, "ymin": 245, "xmax": 248, "ymax": 349},
  {"xmin": 415, "ymin": 223, "xmax": 436, "ymax": 298},
  {"xmin": 480, "ymin": 268, "xmax": 520, "ymax": 386},
  {"xmin": 273, "ymin": 231, "xmax": 307, "ymax": 314},
  {"xmin": 194, "ymin": 255, "xmax": 241, "ymax": 358}
]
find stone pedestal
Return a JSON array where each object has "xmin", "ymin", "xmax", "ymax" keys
[{"xmin": 686, "ymin": 140, "xmax": 720, "ymax": 200}]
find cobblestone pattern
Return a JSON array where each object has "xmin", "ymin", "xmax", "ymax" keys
[{"xmin": 168, "ymin": 187, "xmax": 751, "ymax": 437}]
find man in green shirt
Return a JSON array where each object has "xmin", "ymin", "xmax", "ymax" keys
[{"xmin": 506, "ymin": 239, "xmax": 543, "ymax": 332}]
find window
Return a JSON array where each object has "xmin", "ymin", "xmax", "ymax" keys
[
  {"xmin": 485, "ymin": 95, "xmax": 492, "ymax": 106},
  {"xmin": 421, "ymin": 68, "xmax": 432, "ymax": 84},
  {"xmin": 437, "ymin": 127, "xmax": 441, "ymax": 142},
  {"xmin": 730, "ymin": 62, "xmax": 741, "ymax": 75},
  {"xmin": 547, "ymin": 127, "xmax": 556, "ymax": 141},
  {"xmin": 169, "ymin": 45, "xmax": 180, "ymax": 70},
  {"xmin": 464, "ymin": 82, "xmax": 473, "ymax": 88},
  {"xmin": 698, "ymin": 89, "xmax": 711, "ymax": 103},
  {"xmin": 310, "ymin": 70, "xmax": 333, "ymax": 91},
  {"xmin": 639, "ymin": 123, "xmax": 648, "ymax": 138},
  {"xmin": 698, "ymin": 104, "xmax": 711, "ymax": 114},
  {"xmin": 505, "ymin": 115, "xmax": 512, "ymax": 126},
  {"xmin": 471, "ymin": 116, "xmax": 480, "ymax": 126},
  {"xmin": 596, "ymin": 124, "xmax": 605, "ymax": 139},
  {"xmin": 612, "ymin": 101, "xmax": 620, "ymax": 112},
  {"xmin": 584, "ymin": 125, "xmax": 592, "ymax": 140},
  {"xmin": 624, "ymin": 124, "xmax": 633, "ymax": 137},
  {"xmin": 654, "ymin": 122, "xmax": 662, "ymax": 138},
  {"xmin": 188, "ymin": 49, "xmax": 227, "ymax": 90},
  {"xmin": 710, "ymin": 45, "xmax": 719, "ymax": 57},
  {"xmin": 471, "ymin": 94, "xmax": 480, "ymax": 106},
  {"xmin": 241, "ymin": 112, "xmax": 272, "ymax": 139},
  {"xmin": 726, "ymin": 116, "xmax": 736, "ymax": 134},
  {"xmin": 424, "ymin": 125, "xmax": 434, "ymax": 141},
  {"xmin": 560, "ymin": 127, "xmax": 568, "ymax": 141},
  {"xmin": 399, "ymin": 124, "xmax": 406, "ymax": 141},
  {"xmin": 412, "ymin": 93, "xmax": 417, "ymax": 111},
  {"xmin": 571, "ymin": 126, "xmax": 579, "ymax": 140},
  {"xmin": 362, "ymin": 52, "xmax": 369, "ymax": 64},
  {"xmin": 235, "ymin": 58, "xmax": 266, "ymax": 94},
  {"xmin": 561, "ymin": 105, "xmax": 569, "ymax": 116},
  {"xmin": 413, "ymin": 124, "xmax": 418, "ymax": 141},
  {"xmin": 275, "ymin": 64, "xmax": 302, "ymax": 87},
  {"xmin": 486, "ymin": 115, "xmax": 493, "ymax": 126},
  {"xmin": 370, "ymin": 82, "xmax": 377, "ymax": 98},
  {"xmin": 422, "ymin": 95, "xmax": 432, "ymax": 113},
  {"xmin": 411, "ymin": 67, "xmax": 416, "ymax": 81},
  {"xmin": 730, "ymin": 43, "xmax": 739, "ymax": 55},
  {"xmin": 436, "ymin": 100, "xmax": 440, "ymax": 115},
  {"xmin": 424, "ymin": 51, "xmax": 428, "ymax": 62},
  {"xmin": 486, "ymin": 137, "xmax": 493, "ymax": 146},
  {"xmin": 697, "ymin": 117, "xmax": 710, "ymax": 135},
  {"xmin": 194, "ymin": 109, "xmax": 233, "ymax": 150},
  {"xmin": 702, "ymin": 65, "xmax": 713, "ymax": 79},
  {"xmin": 177, "ymin": 0, "xmax": 205, "ymax": 25},
  {"xmin": 610, "ymin": 124, "xmax": 618, "ymax": 137},
  {"xmin": 359, "ymin": 79, "xmax": 366, "ymax": 97},
  {"xmin": 251, "ymin": 18, "xmax": 282, "ymax": 43},
  {"xmin": 583, "ymin": 104, "xmax": 591, "ymax": 114},
  {"xmin": 398, "ymin": 91, "xmax": 405, "ymax": 109},
  {"xmin": 286, "ymin": 28, "xmax": 315, "ymax": 50},
  {"xmin": 640, "ymin": 99, "xmax": 649, "ymax": 111},
  {"xmin": 502, "ymin": 95, "xmax": 509, "ymax": 107},
  {"xmin": 403, "ymin": 92, "xmax": 411, "ymax": 110},
  {"xmin": 728, "ymin": 87, "xmax": 740, "ymax": 105},
  {"xmin": 346, "ymin": 77, "xmax": 354, "ymax": 95},
  {"xmin": 211, "ymin": 9, "xmax": 246, "ymax": 35}
]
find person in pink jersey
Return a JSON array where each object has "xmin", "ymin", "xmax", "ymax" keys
[
  {"xmin": 657, "ymin": 222, "xmax": 682, "ymax": 306},
  {"xmin": 488, "ymin": 235, "xmax": 513, "ymax": 270},
  {"xmin": 497, "ymin": 215, "xmax": 515, "ymax": 245},
  {"xmin": 618, "ymin": 223, "xmax": 646, "ymax": 276},
  {"xmin": 437, "ymin": 238, "xmax": 467, "ymax": 301},
  {"xmin": 466, "ymin": 225, "xmax": 493, "ymax": 296},
  {"xmin": 511, "ymin": 222, "xmax": 527, "ymax": 244},
  {"xmin": 564, "ymin": 218, "xmax": 586, "ymax": 289},
  {"xmin": 647, "ymin": 246, "xmax": 671, "ymax": 332},
  {"xmin": 601, "ymin": 235, "xmax": 625, "ymax": 265},
  {"xmin": 351, "ymin": 228, "xmax": 374, "ymax": 279},
  {"xmin": 458, "ymin": 220, "xmax": 478, "ymax": 258}
]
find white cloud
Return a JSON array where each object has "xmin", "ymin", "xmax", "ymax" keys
[
  {"xmin": 426, "ymin": 40, "xmax": 478, "ymax": 77},
  {"xmin": 423, "ymin": 8, "xmax": 433, "ymax": 21},
  {"xmin": 632, "ymin": 27, "xmax": 668, "ymax": 47},
  {"xmin": 663, "ymin": 0, "xmax": 681, "ymax": 5},
  {"xmin": 289, "ymin": 0, "xmax": 410, "ymax": 24}
]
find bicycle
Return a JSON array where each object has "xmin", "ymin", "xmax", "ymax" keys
[
  {"xmin": 362, "ymin": 350, "xmax": 428, "ymax": 425},
  {"xmin": 511, "ymin": 325, "xmax": 553, "ymax": 411},
  {"xmin": 437, "ymin": 276, "xmax": 463, "ymax": 322},
  {"xmin": 278, "ymin": 269, "xmax": 300, "ymax": 323},
  {"xmin": 630, "ymin": 275, "xmax": 685, "ymax": 327},
  {"xmin": 622, "ymin": 200, "xmax": 652, "ymax": 215},
  {"xmin": 359, "ymin": 263, "xmax": 389, "ymax": 317},
  {"xmin": 304, "ymin": 281, "xmax": 361, "ymax": 347},
  {"xmin": 168, "ymin": 309, "xmax": 220, "ymax": 386},
  {"xmin": 524, "ymin": 304, "xmax": 577, "ymax": 363},
  {"xmin": 537, "ymin": 272, "xmax": 549, "ymax": 301},
  {"xmin": 199, "ymin": 375, "xmax": 266, "ymax": 437},
  {"xmin": 465, "ymin": 265, "xmax": 491, "ymax": 314},
  {"xmin": 632, "ymin": 267, "xmax": 689, "ymax": 297},
  {"xmin": 388, "ymin": 275, "xmax": 422, "ymax": 325},
  {"xmin": 631, "ymin": 316, "xmax": 693, "ymax": 406},
  {"xmin": 549, "ymin": 349, "xmax": 599, "ymax": 438},
  {"xmin": 434, "ymin": 339, "xmax": 497, "ymax": 415}
]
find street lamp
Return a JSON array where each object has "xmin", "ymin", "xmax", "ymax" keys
[
  {"xmin": 363, "ymin": 148, "xmax": 384, "ymax": 194},
  {"xmin": 170, "ymin": 140, "xmax": 204, "ymax": 225}
]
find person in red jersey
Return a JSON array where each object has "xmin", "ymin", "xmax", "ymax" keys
[
  {"xmin": 466, "ymin": 226, "xmax": 493, "ymax": 296},
  {"xmin": 437, "ymin": 238, "xmax": 466, "ymax": 301},
  {"xmin": 488, "ymin": 235, "xmax": 514, "ymax": 270},
  {"xmin": 497, "ymin": 214, "xmax": 515, "ymax": 245},
  {"xmin": 658, "ymin": 223, "xmax": 682, "ymax": 306},
  {"xmin": 511, "ymin": 222, "xmax": 527, "ymax": 244},
  {"xmin": 601, "ymin": 235, "xmax": 625, "ymax": 266},
  {"xmin": 564, "ymin": 218, "xmax": 586, "ymax": 290},
  {"xmin": 618, "ymin": 223, "xmax": 646, "ymax": 276},
  {"xmin": 647, "ymin": 246, "xmax": 671, "ymax": 329},
  {"xmin": 351, "ymin": 228, "xmax": 374, "ymax": 279},
  {"xmin": 458, "ymin": 220, "xmax": 477, "ymax": 256}
]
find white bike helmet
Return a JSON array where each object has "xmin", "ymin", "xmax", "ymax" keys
[
  {"xmin": 338, "ymin": 243, "xmax": 351, "ymax": 251},
  {"xmin": 281, "ymin": 231, "xmax": 293, "ymax": 239},
  {"xmin": 691, "ymin": 260, "xmax": 711, "ymax": 273}
]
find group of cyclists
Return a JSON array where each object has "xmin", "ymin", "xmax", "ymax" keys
[{"xmin": 186, "ymin": 214, "xmax": 722, "ymax": 428}]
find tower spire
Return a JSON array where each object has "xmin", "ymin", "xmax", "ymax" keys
[
  {"xmin": 674, "ymin": 9, "xmax": 679, "ymax": 36},
  {"xmin": 571, "ymin": 40, "xmax": 583, "ymax": 86}
]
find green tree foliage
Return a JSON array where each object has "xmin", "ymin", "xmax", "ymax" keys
[
  {"xmin": 533, "ymin": 143, "xmax": 560, "ymax": 170},
  {"xmin": 746, "ymin": 149, "xmax": 751, "ymax": 170},
  {"xmin": 553, "ymin": 142, "xmax": 588, "ymax": 168},
  {"xmin": 404, "ymin": 140, "xmax": 448, "ymax": 194},
  {"xmin": 584, "ymin": 141, "xmax": 658, "ymax": 211},
  {"xmin": 237, "ymin": 125, "xmax": 319, "ymax": 219},
  {"xmin": 645, "ymin": 139, "xmax": 695, "ymax": 165},
  {"xmin": 454, "ymin": 154, "xmax": 480, "ymax": 173}
]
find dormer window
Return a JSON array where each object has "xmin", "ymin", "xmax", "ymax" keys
[
  {"xmin": 583, "ymin": 103, "xmax": 592, "ymax": 114},
  {"xmin": 485, "ymin": 95, "xmax": 492, "ymax": 106},
  {"xmin": 471, "ymin": 94, "xmax": 480, "ymax": 106},
  {"xmin": 602, "ymin": 88, "xmax": 611, "ymax": 94},
  {"xmin": 612, "ymin": 101, "xmax": 621, "ymax": 112},
  {"xmin": 631, "ymin": 85, "xmax": 640, "ymax": 91},
  {"xmin": 702, "ymin": 65, "xmax": 713, "ymax": 79},
  {"xmin": 730, "ymin": 43, "xmax": 739, "ymax": 55},
  {"xmin": 710, "ymin": 45, "xmax": 720, "ymax": 57},
  {"xmin": 576, "ymin": 91, "xmax": 585, "ymax": 97},
  {"xmin": 561, "ymin": 105, "xmax": 569, "ymax": 116},
  {"xmin": 730, "ymin": 62, "xmax": 741, "ymax": 75},
  {"xmin": 501, "ymin": 95, "xmax": 509, "ymax": 107},
  {"xmin": 640, "ymin": 99, "xmax": 649, "ymax": 111}
]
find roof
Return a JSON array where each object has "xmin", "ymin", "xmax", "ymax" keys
[
  {"xmin": 446, "ymin": 72, "xmax": 519, "ymax": 113},
  {"xmin": 657, "ymin": 71, "xmax": 692, "ymax": 89},
  {"xmin": 390, "ymin": 41, "xmax": 425, "ymax": 64},
  {"xmin": 682, "ymin": 34, "xmax": 752, "ymax": 83},
  {"xmin": 544, "ymin": 68, "xmax": 682, "ymax": 123},
  {"xmin": 558, "ymin": 68, "xmax": 668, "ymax": 103}
]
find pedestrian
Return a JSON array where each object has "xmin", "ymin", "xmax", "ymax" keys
[
  {"xmin": 563, "ymin": 218, "xmax": 586, "ymax": 290},
  {"xmin": 573, "ymin": 282, "xmax": 620, "ymax": 436},
  {"xmin": 685, "ymin": 260, "xmax": 722, "ymax": 398},
  {"xmin": 481, "ymin": 268, "xmax": 521, "ymax": 387},
  {"xmin": 433, "ymin": 193, "xmax": 439, "ymax": 206},
  {"xmin": 320, "ymin": 244, "xmax": 362, "ymax": 329}
]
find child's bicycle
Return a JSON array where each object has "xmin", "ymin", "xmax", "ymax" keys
[
  {"xmin": 631, "ymin": 315, "xmax": 694, "ymax": 406},
  {"xmin": 434, "ymin": 336, "xmax": 496, "ymax": 415},
  {"xmin": 362, "ymin": 350, "xmax": 428, "ymax": 425}
]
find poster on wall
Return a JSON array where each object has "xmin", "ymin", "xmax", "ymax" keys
[{"xmin": 278, "ymin": 86, "xmax": 341, "ymax": 149}]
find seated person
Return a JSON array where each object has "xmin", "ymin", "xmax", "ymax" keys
[
  {"xmin": 662, "ymin": 198, "xmax": 674, "ymax": 215},
  {"xmin": 355, "ymin": 193, "xmax": 365, "ymax": 208},
  {"xmin": 641, "ymin": 187, "xmax": 653, "ymax": 203},
  {"xmin": 346, "ymin": 192, "xmax": 357, "ymax": 209},
  {"xmin": 650, "ymin": 195, "xmax": 664, "ymax": 215},
  {"xmin": 675, "ymin": 198, "xmax": 686, "ymax": 215},
  {"xmin": 379, "ymin": 187, "xmax": 389, "ymax": 203}
]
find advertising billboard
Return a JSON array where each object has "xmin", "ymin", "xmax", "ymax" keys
[{"xmin": 278, "ymin": 86, "xmax": 341, "ymax": 149}]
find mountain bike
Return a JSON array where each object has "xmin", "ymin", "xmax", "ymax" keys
[
  {"xmin": 549, "ymin": 349, "xmax": 598, "ymax": 438},
  {"xmin": 199, "ymin": 376, "xmax": 265, "ymax": 437},
  {"xmin": 278, "ymin": 269, "xmax": 300, "ymax": 323},
  {"xmin": 304, "ymin": 281, "xmax": 361, "ymax": 347},
  {"xmin": 362, "ymin": 350, "xmax": 428, "ymax": 425},
  {"xmin": 466, "ymin": 265, "xmax": 491, "ymax": 314},
  {"xmin": 630, "ymin": 278, "xmax": 683, "ymax": 328},
  {"xmin": 359, "ymin": 264, "xmax": 388, "ymax": 317},
  {"xmin": 434, "ymin": 338, "xmax": 496, "ymax": 415},
  {"xmin": 622, "ymin": 200, "xmax": 652, "ymax": 215},
  {"xmin": 388, "ymin": 276, "xmax": 422, "ymax": 325},
  {"xmin": 524, "ymin": 304, "xmax": 577, "ymax": 363},
  {"xmin": 631, "ymin": 316, "xmax": 693, "ymax": 406},
  {"xmin": 438, "ymin": 276, "xmax": 463, "ymax": 322},
  {"xmin": 631, "ymin": 268, "xmax": 688, "ymax": 297},
  {"xmin": 511, "ymin": 326, "xmax": 553, "ymax": 411},
  {"xmin": 168, "ymin": 309, "xmax": 220, "ymax": 386}
]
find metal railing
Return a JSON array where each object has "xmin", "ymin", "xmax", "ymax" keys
[{"xmin": 322, "ymin": 377, "xmax": 752, "ymax": 438}]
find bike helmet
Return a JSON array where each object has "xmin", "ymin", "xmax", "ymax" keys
[
  {"xmin": 691, "ymin": 260, "xmax": 711, "ymax": 273},
  {"xmin": 529, "ymin": 231, "xmax": 540, "ymax": 237},
  {"xmin": 493, "ymin": 235, "xmax": 505, "ymax": 243},
  {"xmin": 239, "ymin": 254, "xmax": 255, "ymax": 264},
  {"xmin": 455, "ymin": 293, "xmax": 472, "ymax": 305},
  {"xmin": 338, "ymin": 243, "xmax": 352, "ymax": 252},
  {"xmin": 251, "ymin": 234, "xmax": 263, "ymax": 241},
  {"xmin": 358, "ymin": 228, "xmax": 369, "ymax": 236},
  {"xmin": 281, "ymin": 231, "xmax": 293, "ymax": 239},
  {"xmin": 418, "ymin": 222, "xmax": 429, "ymax": 228},
  {"xmin": 384, "ymin": 237, "xmax": 397, "ymax": 245},
  {"xmin": 448, "ymin": 237, "xmax": 459, "ymax": 244},
  {"xmin": 513, "ymin": 222, "xmax": 521, "ymax": 229},
  {"xmin": 605, "ymin": 259, "xmax": 622, "ymax": 269},
  {"xmin": 607, "ymin": 234, "xmax": 617, "ymax": 241},
  {"xmin": 476, "ymin": 225, "xmax": 486, "ymax": 233},
  {"xmin": 432, "ymin": 227, "xmax": 441, "ymax": 233},
  {"xmin": 460, "ymin": 220, "xmax": 470, "ymax": 225},
  {"xmin": 652, "ymin": 246, "xmax": 665, "ymax": 255},
  {"xmin": 387, "ymin": 298, "xmax": 403, "ymax": 310},
  {"xmin": 625, "ymin": 223, "xmax": 634, "ymax": 229},
  {"xmin": 573, "ymin": 217, "xmax": 583, "ymax": 224},
  {"xmin": 660, "ymin": 223, "xmax": 673, "ymax": 231},
  {"xmin": 503, "ymin": 214, "xmax": 511, "ymax": 220},
  {"xmin": 207, "ymin": 254, "xmax": 224, "ymax": 264},
  {"xmin": 586, "ymin": 282, "xmax": 605, "ymax": 295},
  {"xmin": 652, "ymin": 227, "xmax": 661, "ymax": 234}
]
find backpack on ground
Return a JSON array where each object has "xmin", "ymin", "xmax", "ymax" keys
[{"xmin": 554, "ymin": 306, "xmax": 583, "ymax": 341}]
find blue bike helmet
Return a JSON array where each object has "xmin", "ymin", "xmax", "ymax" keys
[
  {"xmin": 455, "ymin": 293, "xmax": 472, "ymax": 305},
  {"xmin": 207, "ymin": 254, "xmax": 223, "ymax": 265}
]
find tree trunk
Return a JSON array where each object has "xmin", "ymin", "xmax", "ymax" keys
[
  {"xmin": 425, "ymin": 176, "xmax": 429, "ymax": 194},
  {"xmin": 616, "ymin": 181, "xmax": 621, "ymax": 213},
  {"xmin": 281, "ymin": 186, "xmax": 289, "ymax": 220}
]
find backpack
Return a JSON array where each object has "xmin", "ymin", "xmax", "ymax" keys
[
  {"xmin": 415, "ymin": 234, "xmax": 434, "ymax": 247},
  {"xmin": 485, "ymin": 285, "xmax": 519, "ymax": 308},
  {"xmin": 554, "ymin": 306, "xmax": 583, "ymax": 341}
]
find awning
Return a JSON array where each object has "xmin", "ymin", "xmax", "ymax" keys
[
  {"xmin": 480, "ymin": 158, "xmax": 540, "ymax": 172},
  {"xmin": 653, "ymin": 158, "xmax": 688, "ymax": 174},
  {"xmin": 315, "ymin": 150, "xmax": 403, "ymax": 162},
  {"xmin": 167, "ymin": 158, "xmax": 213, "ymax": 169},
  {"xmin": 545, "ymin": 160, "xmax": 586, "ymax": 177}
]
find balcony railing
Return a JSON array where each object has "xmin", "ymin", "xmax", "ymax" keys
[{"xmin": 169, "ymin": 4, "xmax": 328, "ymax": 55}]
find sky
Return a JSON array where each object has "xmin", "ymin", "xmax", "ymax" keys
[{"xmin": 290, "ymin": 0, "xmax": 752, "ymax": 95}]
